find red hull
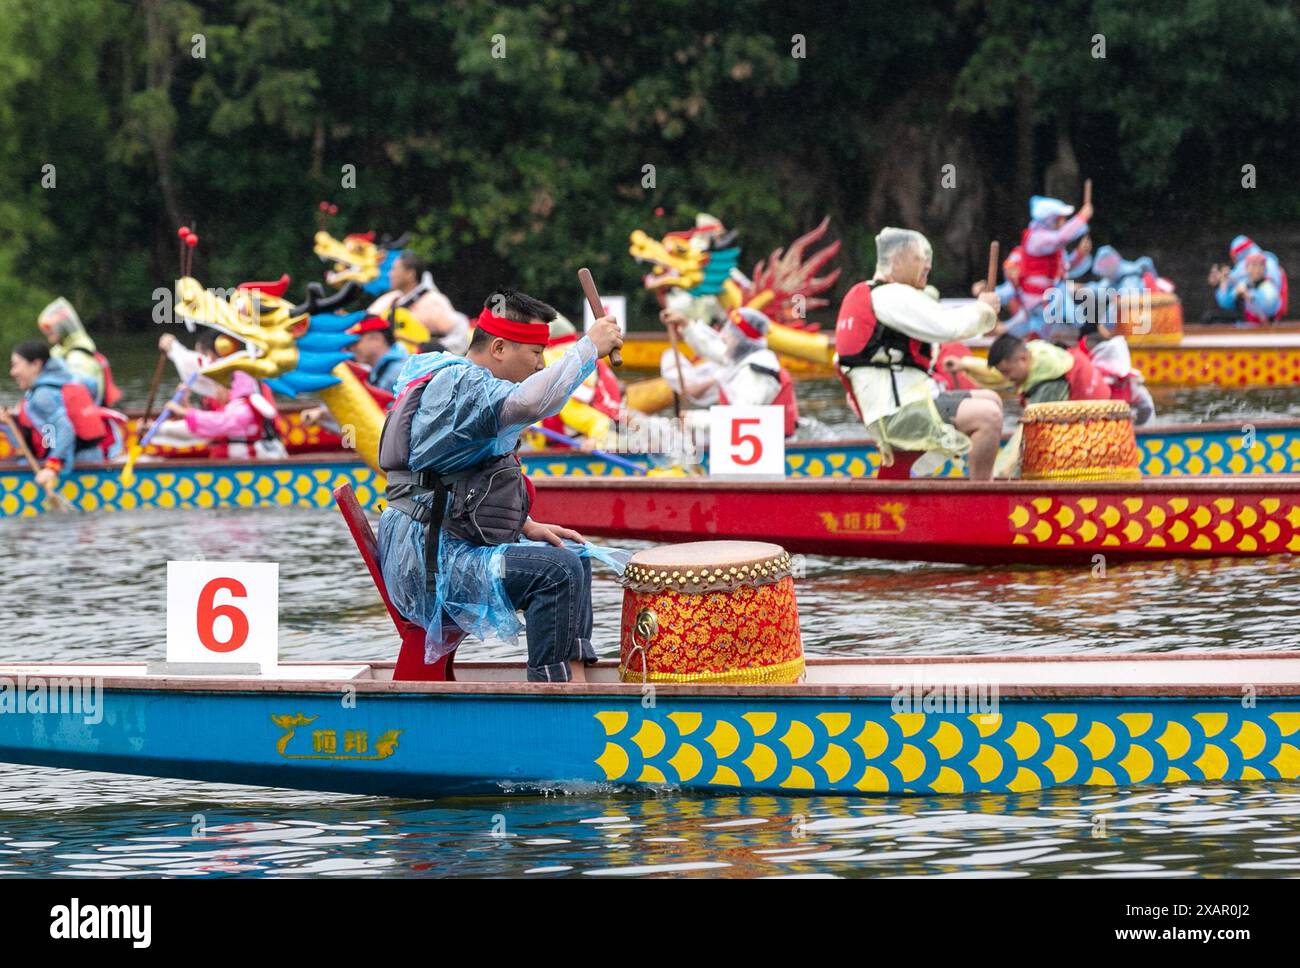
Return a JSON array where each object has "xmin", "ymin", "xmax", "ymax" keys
[{"xmin": 531, "ymin": 476, "xmax": 1300, "ymax": 564}]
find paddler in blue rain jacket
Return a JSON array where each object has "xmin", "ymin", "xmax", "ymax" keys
[
  {"xmin": 8, "ymin": 341, "xmax": 110, "ymax": 491},
  {"xmin": 1208, "ymin": 236, "xmax": 1287, "ymax": 324},
  {"xmin": 346, "ymin": 314, "xmax": 410, "ymax": 395},
  {"xmin": 377, "ymin": 290, "xmax": 627, "ymax": 682}
]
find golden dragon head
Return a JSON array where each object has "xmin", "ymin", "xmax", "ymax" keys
[
  {"xmin": 313, "ymin": 230, "xmax": 382, "ymax": 287},
  {"xmin": 628, "ymin": 213, "xmax": 740, "ymax": 295},
  {"xmin": 175, "ymin": 275, "xmax": 363, "ymax": 393},
  {"xmin": 312, "ymin": 228, "xmax": 412, "ymax": 293}
]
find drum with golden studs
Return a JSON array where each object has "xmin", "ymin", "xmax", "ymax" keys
[
  {"xmin": 1021, "ymin": 399, "xmax": 1142, "ymax": 481},
  {"xmin": 1114, "ymin": 291, "xmax": 1183, "ymax": 345},
  {"xmin": 619, "ymin": 541, "xmax": 804, "ymax": 684}
]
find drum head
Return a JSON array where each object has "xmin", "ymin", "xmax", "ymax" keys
[{"xmin": 628, "ymin": 540, "xmax": 786, "ymax": 571}]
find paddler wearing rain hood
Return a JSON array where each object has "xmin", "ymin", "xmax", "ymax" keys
[{"xmin": 36, "ymin": 297, "xmax": 121, "ymax": 407}]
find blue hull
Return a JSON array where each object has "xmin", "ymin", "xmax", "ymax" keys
[{"xmin": 4, "ymin": 681, "xmax": 1299, "ymax": 798}]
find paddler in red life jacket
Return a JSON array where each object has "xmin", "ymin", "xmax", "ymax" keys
[
  {"xmin": 1011, "ymin": 196, "xmax": 1094, "ymax": 339},
  {"xmin": 376, "ymin": 290, "xmax": 625, "ymax": 683},
  {"xmin": 657, "ymin": 306, "xmax": 800, "ymax": 438},
  {"xmin": 8, "ymin": 341, "xmax": 118, "ymax": 490},
  {"xmin": 835, "ymin": 227, "xmax": 1003, "ymax": 479},
  {"xmin": 982, "ymin": 333, "xmax": 1112, "ymax": 407},
  {"xmin": 538, "ymin": 314, "xmax": 623, "ymax": 447},
  {"xmin": 36, "ymin": 298, "xmax": 123, "ymax": 408}
]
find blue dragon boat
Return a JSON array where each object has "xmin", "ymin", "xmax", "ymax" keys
[{"xmin": 0, "ymin": 653, "xmax": 1296, "ymax": 798}]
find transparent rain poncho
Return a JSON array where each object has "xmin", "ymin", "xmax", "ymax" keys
[{"xmin": 377, "ymin": 346, "xmax": 631, "ymax": 661}]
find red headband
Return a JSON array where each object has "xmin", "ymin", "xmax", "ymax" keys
[
  {"xmin": 475, "ymin": 307, "xmax": 550, "ymax": 346},
  {"xmin": 729, "ymin": 310, "xmax": 762, "ymax": 340},
  {"xmin": 547, "ymin": 332, "xmax": 579, "ymax": 348}
]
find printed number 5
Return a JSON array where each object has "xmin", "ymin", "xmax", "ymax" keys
[
  {"xmin": 196, "ymin": 577, "xmax": 250, "ymax": 653},
  {"xmin": 731, "ymin": 418, "xmax": 762, "ymax": 466}
]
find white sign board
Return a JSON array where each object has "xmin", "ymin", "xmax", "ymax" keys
[
  {"xmin": 582, "ymin": 294, "xmax": 627, "ymax": 335},
  {"xmin": 166, "ymin": 561, "xmax": 278, "ymax": 668},
  {"xmin": 708, "ymin": 406, "xmax": 785, "ymax": 477}
]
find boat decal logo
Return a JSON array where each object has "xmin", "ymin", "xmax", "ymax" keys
[
  {"xmin": 593, "ymin": 705, "xmax": 1300, "ymax": 794},
  {"xmin": 271, "ymin": 712, "xmax": 402, "ymax": 761},
  {"xmin": 818, "ymin": 502, "xmax": 905, "ymax": 536},
  {"xmin": 1009, "ymin": 495, "xmax": 1300, "ymax": 553}
]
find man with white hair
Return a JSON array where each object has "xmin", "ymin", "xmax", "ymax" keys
[{"xmin": 835, "ymin": 227, "xmax": 1003, "ymax": 479}]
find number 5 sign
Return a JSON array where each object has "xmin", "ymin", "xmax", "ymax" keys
[
  {"xmin": 166, "ymin": 561, "xmax": 278, "ymax": 669},
  {"xmin": 708, "ymin": 406, "xmax": 785, "ymax": 477}
]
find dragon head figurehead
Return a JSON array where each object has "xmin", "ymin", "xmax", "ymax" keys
[
  {"xmin": 176, "ymin": 275, "xmax": 365, "ymax": 397},
  {"xmin": 629, "ymin": 213, "xmax": 741, "ymax": 298},
  {"xmin": 174, "ymin": 275, "xmax": 306, "ymax": 385},
  {"xmin": 313, "ymin": 229, "xmax": 411, "ymax": 296},
  {"xmin": 629, "ymin": 213, "xmax": 841, "ymax": 330},
  {"xmin": 176, "ymin": 273, "xmax": 387, "ymax": 472}
]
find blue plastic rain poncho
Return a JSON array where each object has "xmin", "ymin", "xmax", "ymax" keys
[
  {"xmin": 21, "ymin": 358, "xmax": 106, "ymax": 470},
  {"xmin": 377, "ymin": 341, "xmax": 630, "ymax": 661}
]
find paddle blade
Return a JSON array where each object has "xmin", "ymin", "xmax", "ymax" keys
[{"xmin": 119, "ymin": 443, "xmax": 142, "ymax": 486}]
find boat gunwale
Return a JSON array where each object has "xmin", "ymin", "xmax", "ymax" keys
[
  {"xmin": 3, "ymin": 421, "xmax": 1298, "ymax": 475},
  {"xmin": 534, "ymin": 474, "xmax": 1300, "ymax": 494},
  {"xmin": 5, "ymin": 652, "xmax": 1300, "ymax": 700}
]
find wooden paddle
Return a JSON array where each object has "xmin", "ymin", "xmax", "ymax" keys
[
  {"xmin": 0, "ymin": 407, "xmax": 71, "ymax": 512},
  {"xmin": 985, "ymin": 241, "xmax": 1000, "ymax": 291},
  {"xmin": 663, "ymin": 314, "xmax": 689, "ymax": 420},
  {"xmin": 140, "ymin": 350, "xmax": 168, "ymax": 428},
  {"xmin": 577, "ymin": 267, "xmax": 623, "ymax": 368}
]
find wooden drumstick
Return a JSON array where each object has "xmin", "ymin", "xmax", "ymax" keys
[
  {"xmin": 985, "ymin": 241, "xmax": 1000, "ymax": 291},
  {"xmin": 577, "ymin": 267, "xmax": 622, "ymax": 367},
  {"xmin": 1083, "ymin": 178, "xmax": 1092, "ymax": 211}
]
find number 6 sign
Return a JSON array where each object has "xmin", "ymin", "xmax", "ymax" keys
[
  {"xmin": 708, "ymin": 406, "xmax": 785, "ymax": 477},
  {"xmin": 167, "ymin": 561, "xmax": 278, "ymax": 669}
]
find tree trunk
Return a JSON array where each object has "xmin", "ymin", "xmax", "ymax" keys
[{"xmin": 1014, "ymin": 84, "xmax": 1035, "ymax": 203}]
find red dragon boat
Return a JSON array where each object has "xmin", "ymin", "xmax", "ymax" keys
[{"xmin": 531, "ymin": 476, "xmax": 1300, "ymax": 565}]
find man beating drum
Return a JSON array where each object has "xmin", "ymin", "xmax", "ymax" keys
[{"xmin": 376, "ymin": 290, "xmax": 625, "ymax": 682}]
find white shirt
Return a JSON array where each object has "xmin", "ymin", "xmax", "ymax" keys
[
  {"xmin": 663, "ymin": 321, "xmax": 782, "ymax": 408},
  {"xmin": 845, "ymin": 282, "xmax": 996, "ymax": 426}
]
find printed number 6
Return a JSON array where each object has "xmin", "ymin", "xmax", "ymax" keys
[
  {"xmin": 196, "ymin": 577, "xmax": 250, "ymax": 653},
  {"xmin": 731, "ymin": 418, "xmax": 762, "ymax": 466}
]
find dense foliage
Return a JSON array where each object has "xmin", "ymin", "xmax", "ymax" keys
[{"xmin": 1, "ymin": 0, "xmax": 1296, "ymax": 341}]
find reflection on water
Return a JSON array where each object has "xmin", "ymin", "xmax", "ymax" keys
[{"xmin": 1, "ymin": 774, "xmax": 1298, "ymax": 878}]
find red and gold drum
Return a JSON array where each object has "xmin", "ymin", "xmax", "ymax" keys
[
  {"xmin": 1021, "ymin": 399, "xmax": 1142, "ymax": 481},
  {"xmin": 619, "ymin": 541, "xmax": 804, "ymax": 684},
  {"xmin": 1115, "ymin": 291, "xmax": 1183, "ymax": 345}
]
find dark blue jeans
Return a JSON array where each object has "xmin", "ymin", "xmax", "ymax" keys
[{"xmin": 499, "ymin": 543, "xmax": 595, "ymax": 682}]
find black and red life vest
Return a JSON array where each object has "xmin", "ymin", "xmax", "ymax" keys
[
  {"xmin": 65, "ymin": 346, "xmax": 123, "ymax": 407},
  {"xmin": 18, "ymin": 382, "xmax": 108, "ymax": 453},
  {"xmin": 379, "ymin": 370, "xmax": 533, "ymax": 577},
  {"xmin": 835, "ymin": 280, "xmax": 932, "ymax": 372}
]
